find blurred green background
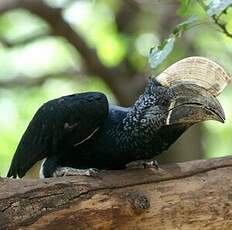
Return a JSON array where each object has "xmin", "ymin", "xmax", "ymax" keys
[{"xmin": 0, "ymin": 0, "xmax": 231, "ymax": 177}]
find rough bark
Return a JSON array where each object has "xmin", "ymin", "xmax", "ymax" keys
[{"xmin": 1, "ymin": 156, "xmax": 232, "ymax": 230}]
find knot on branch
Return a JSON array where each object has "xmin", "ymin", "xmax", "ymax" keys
[{"xmin": 126, "ymin": 192, "xmax": 150, "ymax": 214}]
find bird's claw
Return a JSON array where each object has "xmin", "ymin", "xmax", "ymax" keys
[
  {"xmin": 142, "ymin": 160, "xmax": 159, "ymax": 169},
  {"xmin": 86, "ymin": 168, "xmax": 100, "ymax": 177}
]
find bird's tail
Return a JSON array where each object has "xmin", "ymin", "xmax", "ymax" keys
[{"xmin": 7, "ymin": 155, "xmax": 17, "ymax": 178}]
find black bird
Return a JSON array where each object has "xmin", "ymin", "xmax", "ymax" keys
[{"xmin": 7, "ymin": 57, "xmax": 229, "ymax": 179}]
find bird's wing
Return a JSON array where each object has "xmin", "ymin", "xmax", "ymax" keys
[{"xmin": 7, "ymin": 92, "xmax": 108, "ymax": 178}]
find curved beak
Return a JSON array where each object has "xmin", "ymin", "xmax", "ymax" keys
[{"xmin": 166, "ymin": 84, "xmax": 225, "ymax": 125}]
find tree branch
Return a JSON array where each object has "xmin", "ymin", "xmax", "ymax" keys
[
  {"xmin": 0, "ymin": 0, "xmax": 146, "ymax": 106},
  {"xmin": 1, "ymin": 156, "xmax": 232, "ymax": 229},
  {"xmin": 114, "ymin": 0, "xmax": 141, "ymax": 77},
  {"xmin": 212, "ymin": 15, "xmax": 232, "ymax": 39},
  {"xmin": 0, "ymin": 70, "xmax": 84, "ymax": 88},
  {"xmin": 115, "ymin": 0, "xmax": 140, "ymax": 34},
  {"xmin": 0, "ymin": 0, "xmax": 114, "ymax": 77},
  {"xmin": 197, "ymin": 0, "xmax": 232, "ymax": 39}
]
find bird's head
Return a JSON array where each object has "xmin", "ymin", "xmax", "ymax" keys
[{"xmin": 139, "ymin": 57, "xmax": 230, "ymax": 130}]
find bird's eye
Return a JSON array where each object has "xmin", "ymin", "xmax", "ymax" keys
[{"xmin": 157, "ymin": 96, "xmax": 170, "ymax": 107}]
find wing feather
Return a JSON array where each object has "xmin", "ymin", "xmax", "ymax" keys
[{"xmin": 7, "ymin": 92, "xmax": 108, "ymax": 178}]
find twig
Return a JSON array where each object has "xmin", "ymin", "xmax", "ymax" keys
[
  {"xmin": 197, "ymin": 0, "xmax": 232, "ymax": 39},
  {"xmin": 212, "ymin": 15, "xmax": 232, "ymax": 39}
]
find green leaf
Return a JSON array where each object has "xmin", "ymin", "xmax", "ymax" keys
[
  {"xmin": 207, "ymin": 0, "xmax": 232, "ymax": 16},
  {"xmin": 148, "ymin": 16, "xmax": 198, "ymax": 69},
  {"xmin": 173, "ymin": 15, "xmax": 198, "ymax": 36},
  {"xmin": 149, "ymin": 36, "xmax": 175, "ymax": 69},
  {"xmin": 178, "ymin": 0, "xmax": 192, "ymax": 15}
]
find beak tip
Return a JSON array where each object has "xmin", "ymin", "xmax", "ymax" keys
[
  {"xmin": 213, "ymin": 111, "xmax": 225, "ymax": 123},
  {"xmin": 219, "ymin": 116, "xmax": 225, "ymax": 123},
  {"xmin": 219, "ymin": 118, "xmax": 225, "ymax": 123},
  {"xmin": 217, "ymin": 108, "xmax": 226, "ymax": 123}
]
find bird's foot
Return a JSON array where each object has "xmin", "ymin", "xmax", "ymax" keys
[
  {"xmin": 126, "ymin": 160, "xmax": 159, "ymax": 170},
  {"xmin": 142, "ymin": 160, "xmax": 159, "ymax": 169},
  {"xmin": 53, "ymin": 167, "xmax": 100, "ymax": 177}
]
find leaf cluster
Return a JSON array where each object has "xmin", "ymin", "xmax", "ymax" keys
[{"xmin": 148, "ymin": 0, "xmax": 232, "ymax": 69}]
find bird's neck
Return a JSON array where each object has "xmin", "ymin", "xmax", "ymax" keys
[
  {"xmin": 145, "ymin": 124, "xmax": 189, "ymax": 155},
  {"xmin": 120, "ymin": 95, "xmax": 164, "ymax": 148},
  {"xmin": 120, "ymin": 109, "xmax": 189, "ymax": 158},
  {"xmin": 120, "ymin": 95, "xmax": 190, "ymax": 157}
]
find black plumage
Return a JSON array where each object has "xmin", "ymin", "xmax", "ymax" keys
[
  {"xmin": 7, "ymin": 92, "xmax": 108, "ymax": 178},
  {"xmin": 7, "ymin": 79, "xmax": 225, "ymax": 178}
]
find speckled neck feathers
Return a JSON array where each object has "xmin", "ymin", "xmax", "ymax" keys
[{"xmin": 122, "ymin": 79, "xmax": 172, "ymax": 143}]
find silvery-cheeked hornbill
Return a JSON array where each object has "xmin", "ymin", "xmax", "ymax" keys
[{"xmin": 7, "ymin": 57, "xmax": 230, "ymax": 178}]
